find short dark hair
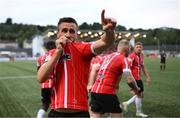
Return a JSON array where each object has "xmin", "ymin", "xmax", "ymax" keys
[
  {"xmin": 58, "ymin": 17, "xmax": 78, "ymax": 26},
  {"xmin": 135, "ymin": 42, "xmax": 143, "ymax": 46},
  {"xmin": 44, "ymin": 40, "xmax": 56, "ymax": 50}
]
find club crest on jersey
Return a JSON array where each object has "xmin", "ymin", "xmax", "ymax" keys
[
  {"xmin": 60, "ymin": 53, "xmax": 71, "ymax": 61},
  {"xmin": 97, "ymin": 74, "xmax": 104, "ymax": 79}
]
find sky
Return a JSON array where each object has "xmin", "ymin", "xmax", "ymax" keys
[{"xmin": 0, "ymin": 0, "xmax": 180, "ymax": 29}]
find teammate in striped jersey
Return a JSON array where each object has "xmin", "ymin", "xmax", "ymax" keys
[
  {"xmin": 89, "ymin": 40, "xmax": 139, "ymax": 118},
  {"xmin": 87, "ymin": 55, "xmax": 103, "ymax": 94},
  {"xmin": 37, "ymin": 10, "xmax": 117, "ymax": 117},
  {"xmin": 37, "ymin": 41, "xmax": 56, "ymax": 118},
  {"xmin": 122, "ymin": 42, "xmax": 151, "ymax": 117}
]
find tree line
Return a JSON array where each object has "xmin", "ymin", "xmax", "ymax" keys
[{"xmin": 0, "ymin": 18, "xmax": 180, "ymax": 48}]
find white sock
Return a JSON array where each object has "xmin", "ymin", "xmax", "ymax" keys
[
  {"xmin": 127, "ymin": 95, "xmax": 137, "ymax": 105},
  {"xmin": 135, "ymin": 97, "xmax": 142, "ymax": 113},
  {"xmin": 37, "ymin": 109, "xmax": 46, "ymax": 118}
]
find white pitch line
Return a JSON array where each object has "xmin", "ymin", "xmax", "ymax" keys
[{"xmin": 0, "ymin": 75, "xmax": 36, "ymax": 80}]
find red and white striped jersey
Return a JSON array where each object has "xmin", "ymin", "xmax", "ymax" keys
[
  {"xmin": 37, "ymin": 53, "xmax": 53, "ymax": 88},
  {"xmin": 48, "ymin": 42, "xmax": 95, "ymax": 111},
  {"xmin": 128, "ymin": 52, "xmax": 144, "ymax": 80},
  {"xmin": 91, "ymin": 55, "xmax": 103, "ymax": 68},
  {"xmin": 91, "ymin": 52, "xmax": 130, "ymax": 95}
]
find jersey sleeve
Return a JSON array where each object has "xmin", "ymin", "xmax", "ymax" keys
[
  {"xmin": 122, "ymin": 57, "xmax": 131, "ymax": 73},
  {"xmin": 141, "ymin": 54, "xmax": 145, "ymax": 67},
  {"xmin": 42, "ymin": 49, "xmax": 55, "ymax": 65},
  {"xmin": 122, "ymin": 58, "xmax": 131, "ymax": 76},
  {"xmin": 37, "ymin": 56, "xmax": 43, "ymax": 71},
  {"xmin": 91, "ymin": 56, "xmax": 103, "ymax": 71},
  {"xmin": 128, "ymin": 54, "xmax": 134, "ymax": 67}
]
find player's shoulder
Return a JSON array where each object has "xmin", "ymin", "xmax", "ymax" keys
[
  {"xmin": 37, "ymin": 55, "xmax": 43, "ymax": 65},
  {"xmin": 109, "ymin": 52, "xmax": 124, "ymax": 63},
  {"xmin": 74, "ymin": 41, "xmax": 92, "ymax": 46},
  {"xmin": 49, "ymin": 49, "xmax": 56, "ymax": 53},
  {"xmin": 127, "ymin": 53, "xmax": 134, "ymax": 63},
  {"xmin": 72, "ymin": 42, "xmax": 93, "ymax": 50},
  {"xmin": 102, "ymin": 52, "xmax": 117, "ymax": 59},
  {"xmin": 117, "ymin": 52, "xmax": 125, "ymax": 58},
  {"xmin": 128, "ymin": 52, "xmax": 136, "ymax": 60},
  {"xmin": 129, "ymin": 52, "xmax": 136, "ymax": 56},
  {"xmin": 37, "ymin": 55, "xmax": 43, "ymax": 60},
  {"xmin": 120, "ymin": 54, "xmax": 129, "ymax": 63},
  {"xmin": 42, "ymin": 49, "xmax": 56, "ymax": 63},
  {"xmin": 95, "ymin": 55, "xmax": 103, "ymax": 61},
  {"xmin": 111, "ymin": 52, "xmax": 120, "ymax": 56},
  {"xmin": 47, "ymin": 49, "xmax": 56, "ymax": 56}
]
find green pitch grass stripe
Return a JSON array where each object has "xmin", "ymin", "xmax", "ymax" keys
[
  {"xmin": 0, "ymin": 81, "xmax": 30, "ymax": 117},
  {"xmin": 0, "ymin": 75, "xmax": 36, "ymax": 80},
  {"xmin": 2, "ymin": 62, "xmax": 36, "ymax": 74}
]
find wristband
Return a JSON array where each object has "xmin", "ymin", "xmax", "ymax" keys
[{"xmin": 127, "ymin": 82, "xmax": 136, "ymax": 90}]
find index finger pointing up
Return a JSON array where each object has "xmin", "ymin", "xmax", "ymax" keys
[{"xmin": 101, "ymin": 9, "xmax": 105, "ymax": 24}]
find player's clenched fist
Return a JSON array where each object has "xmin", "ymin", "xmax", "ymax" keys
[
  {"xmin": 101, "ymin": 9, "xmax": 117, "ymax": 31},
  {"xmin": 56, "ymin": 36, "xmax": 69, "ymax": 51}
]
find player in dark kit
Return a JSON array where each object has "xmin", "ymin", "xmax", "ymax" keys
[{"xmin": 160, "ymin": 50, "xmax": 167, "ymax": 71}]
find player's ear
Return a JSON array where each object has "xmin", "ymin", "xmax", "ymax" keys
[{"xmin": 56, "ymin": 32, "xmax": 60, "ymax": 39}]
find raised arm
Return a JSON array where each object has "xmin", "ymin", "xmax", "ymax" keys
[
  {"xmin": 93, "ymin": 10, "xmax": 117, "ymax": 54},
  {"xmin": 37, "ymin": 36, "xmax": 67, "ymax": 83},
  {"xmin": 37, "ymin": 50, "xmax": 61, "ymax": 83}
]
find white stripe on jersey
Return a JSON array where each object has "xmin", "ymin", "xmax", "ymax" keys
[
  {"xmin": 53, "ymin": 86, "xmax": 58, "ymax": 109},
  {"xmin": 53, "ymin": 69, "xmax": 58, "ymax": 109},
  {"xmin": 100, "ymin": 53, "xmax": 119, "ymax": 77},
  {"xmin": 42, "ymin": 83, "xmax": 44, "ymax": 88},
  {"xmin": 48, "ymin": 80, "xmax": 51, "ymax": 88},
  {"xmin": 137, "ymin": 55, "xmax": 140, "ymax": 80},
  {"xmin": 123, "ymin": 58, "xmax": 132, "ymax": 76},
  {"xmin": 124, "ymin": 58, "xmax": 128, "ymax": 69},
  {"xmin": 64, "ymin": 58, "xmax": 68, "ymax": 108},
  {"xmin": 96, "ymin": 53, "xmax": 119, "ymax": 93}
]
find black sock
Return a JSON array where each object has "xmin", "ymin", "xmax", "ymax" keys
[{"xmin": 164, "ymin": 65, "xmax": 165, "ymax": 70}]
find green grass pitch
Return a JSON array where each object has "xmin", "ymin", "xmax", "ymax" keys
[{"xmin": 0, "ymin": 58, "xmax": 180, "ymax": 117}]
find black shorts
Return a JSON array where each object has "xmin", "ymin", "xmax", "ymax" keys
[
  {"xmin": 48, "ymin": 110, "xmax": 90, "ymax": 117},
  {"xmin": 160, "ymin": 59, "xmax": 166, "ymax": 64},
  {"xmin": 90, "ymin": 92, "xmax": 122, "ymax": 113},
  {"xmin": 136, "ymin": 80, "xmax": 144, "ymax": 93},
  {"xmin": 41, "ymin": 88, "xmax": 51, "ymax": 105}
]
